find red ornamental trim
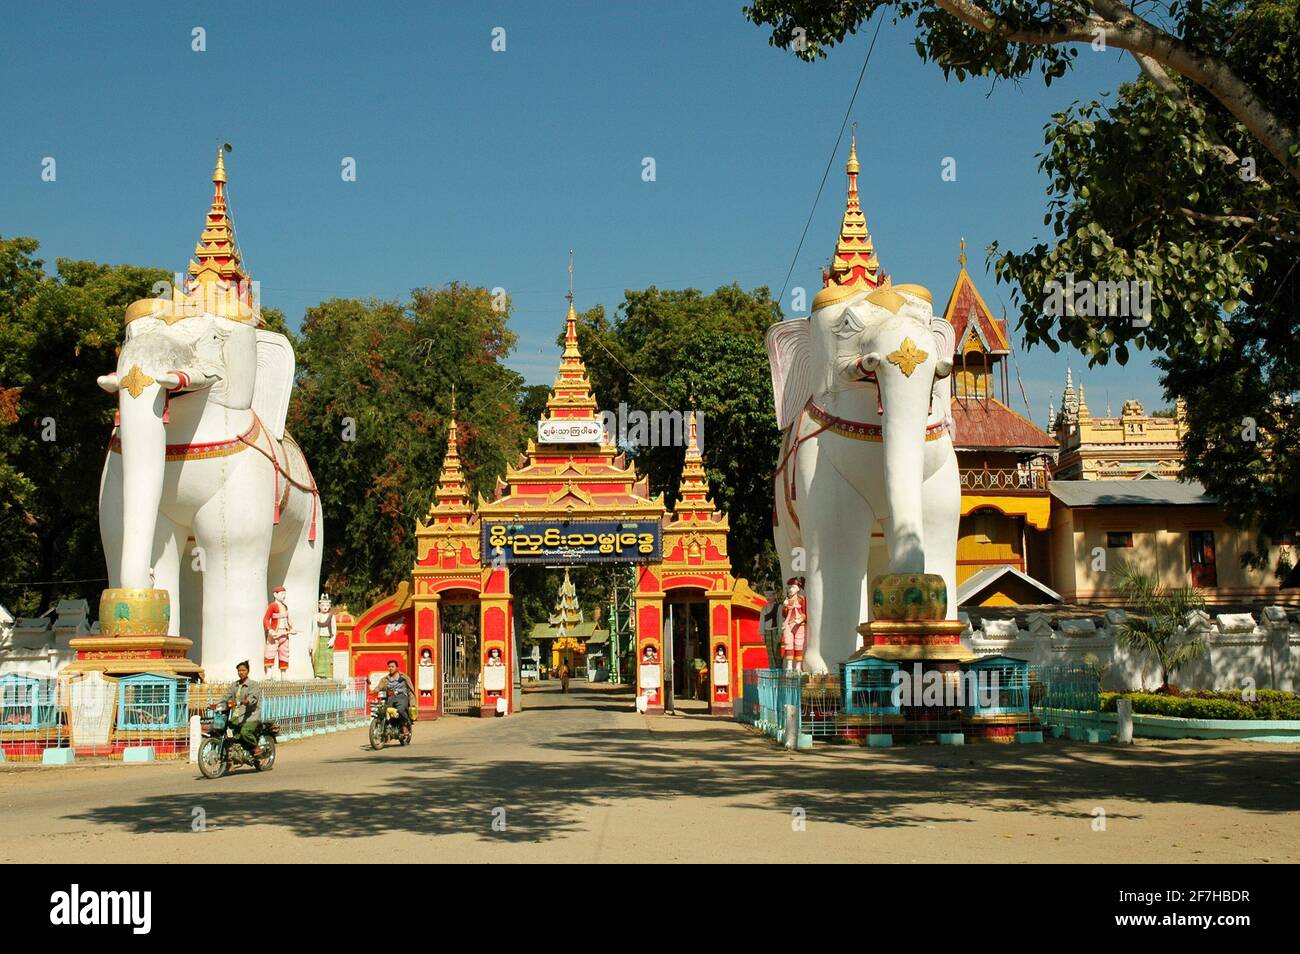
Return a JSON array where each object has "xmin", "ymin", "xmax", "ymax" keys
[
  {"xmin": 109, "ymin": 418, "xmax": 261, "ymax": 462},
  {"xmin": 806, "ymin": 400, "xmax": 947, "ymax": 443}
]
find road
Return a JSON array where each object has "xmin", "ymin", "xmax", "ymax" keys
[{"xmin": 2, "ymin": 681, "xmax": 1297, "ymax": 862}]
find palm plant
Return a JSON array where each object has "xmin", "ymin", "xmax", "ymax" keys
[{"xmin": 1110, "ymin": 562, "xmax": 1207, "ymax": 694}]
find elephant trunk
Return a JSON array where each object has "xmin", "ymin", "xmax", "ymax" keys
[
  {"xmin": 114, "ymin": 348, "xmax": 172, "ymax": 588},
  {"xmin": 879, "ymin": 331, "xmax": 939, "ymax": 575}
]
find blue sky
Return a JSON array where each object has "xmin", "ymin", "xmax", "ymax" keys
[{"xmin": 0, "ymin": 0, "xmax": 1168, "ymax": 420}]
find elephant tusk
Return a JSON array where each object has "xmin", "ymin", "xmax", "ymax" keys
[
  {"xmin": 156, "ymin": 371, "xmax": 183, "ymax": 390},
  {"xmin": 97, "ymin": 373, "xmax": 120, "ymax": 394},
  {"xmin": 861, "ymin": 352, "xmax": 881, "ymax": 371},
  {"xmin": 935, "ymin": 359, "xmax": 953, "ymax": 379}
]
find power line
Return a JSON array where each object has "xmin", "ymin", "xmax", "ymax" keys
[{"xmin": 776, "ymin": 14, "xmax": 885, "ymax": 311}]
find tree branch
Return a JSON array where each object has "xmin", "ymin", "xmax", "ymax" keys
[{"xmin": 932, "ymin": 0, "xmax": 1300, "ymax": 182}]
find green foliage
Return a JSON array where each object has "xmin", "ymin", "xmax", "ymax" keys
[
  {"xmin": 0, "ymin": 237, "xmax": 171, "ymax": 615},
  {"xmin": 748, "ymin": 0, "xmax": 1300, "ymax": 571},
  {"xmin": 1101, "ymin": 689, "xmax": 1300, "ymax": 719},
  {"xmin": 287, "ymin": 284, "xmax": 529, "ymax": 612},
  {"xmin": 570, "ymin": 285, "xmax": 785, "ymax": 586},
  {"xmin": 1110, "ymin": 562, "xmax": 1208, "ymax": 691}
]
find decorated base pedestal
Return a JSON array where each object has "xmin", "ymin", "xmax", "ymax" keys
[
  {"xmin": 64, "ymin": 588, "xmax": 203, "ymax": 680},
  {"xmin": 853, "ymin": 573, "xmax": 1036, "ymax": 743}
]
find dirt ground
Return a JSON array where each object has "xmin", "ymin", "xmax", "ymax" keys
[{"xmin": 2, "ymin": 681, "xmax": 1297, "ymax": 863}]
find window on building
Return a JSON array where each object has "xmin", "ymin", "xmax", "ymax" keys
[
  {"xmin": 1106, "ymin": 531, "xmax": 1134, "ymax": 549},
  {"xmin": 1189, "ymin": 530, "xmax": 1218, "ymax": 588}
]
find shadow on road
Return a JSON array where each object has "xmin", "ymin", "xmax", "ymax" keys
[{"xmin": 64, "ymin": 714, "xmax": 1300, "ymax": 844}]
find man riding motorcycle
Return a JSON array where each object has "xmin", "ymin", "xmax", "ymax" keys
[
  {"xmin": 225, "ymin": 661, "xmax": 263, "ymax": 758},
  {"xmin": 380, "ymin": 659, "xmax": 415, "ymax": 740}
]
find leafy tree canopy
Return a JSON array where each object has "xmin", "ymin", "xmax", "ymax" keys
[{"xmin": 287, "ymin": 284, "xmax": 530, "ymax": 611}]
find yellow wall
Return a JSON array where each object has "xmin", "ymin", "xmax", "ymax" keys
[{"xmin": 1049, "ymin": 502, "xmax": 1287, "ymax": 604}]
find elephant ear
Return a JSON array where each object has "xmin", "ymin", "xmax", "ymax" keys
[
  {"xmin": 253, "ymin": 330, "xmax": 297, "ymax": 441},
  {"xmin": 765, "ymin": 318, "xmax": 814, "ymax": 430}
]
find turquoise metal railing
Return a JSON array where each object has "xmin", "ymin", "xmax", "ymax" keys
[
  {"xmin": 192, "ymin": 678, "xmax": 369, "ymax": 741},
  {"xmin": 738, "ymin": 669, "xmax": 802, "ymax": 745}
]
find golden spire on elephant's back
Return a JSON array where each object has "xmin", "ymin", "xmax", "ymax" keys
[
  {"xmin": 124, "ymin": 146, "xmax": 259, "ymax": 326},
  {"xmin": 185, "ymin": 146, "xmax": 256, "ymax": 321},
  {"xmin": 812, "ymin": 129, "xmax": 888, "ymax": 312}
]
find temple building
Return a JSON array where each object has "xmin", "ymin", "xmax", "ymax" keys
[
  {"xmin": 1049, "ymin": 371, "xmax": 1188, "ymax": 480},
  {"xmin": 943, "ymin": 241, "xmax": 1059, "ymax": 607},
  {"xmin": 528, "ymin": 569, "xmax": 608, "ymax": 674}
]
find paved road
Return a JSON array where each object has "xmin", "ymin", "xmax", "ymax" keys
[{"xmin": 2, "ymin": 681, "xmax": 1297, "ymax": 862}]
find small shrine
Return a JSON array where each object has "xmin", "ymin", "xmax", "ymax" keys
[
  {"xmin": 340, "ymin": 282, "xmax": 768, "ymax": 718},
  {"xmin": 527, "ymin": 569, "xmax": 608, "ymax": 674}
]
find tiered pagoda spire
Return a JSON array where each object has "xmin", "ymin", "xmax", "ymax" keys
[
  {"xmin": 543, "ymin": 255, "xmax": 600, "ymax": 421},
  {"xmin": 814, "ymin": 130, "xmax": 886, "ymax": 310},
  {"xmin": 185, "ymin": 146, "xmax": 256, "ymax": 320},
  {"xmin": 672, "ymin": 409, "xmax": 717, "ymax": 519},
  {"xmin": 427, "ymin": 399, "xmax": 473, "ymax": 520},
  {"xmin": 548, "ymin": 568, "xmax": 584, "ymax": 633}
]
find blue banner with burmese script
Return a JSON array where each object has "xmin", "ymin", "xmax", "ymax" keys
[{"xmin": 483, "ymin": 519, "xmax": 662, "ymax": 564}]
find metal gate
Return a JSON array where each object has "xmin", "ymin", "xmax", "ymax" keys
[{"xmin": 441, "ymin": 627, "xmax": 479, "ymax": 714}]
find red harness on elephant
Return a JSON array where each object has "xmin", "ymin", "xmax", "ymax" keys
[
  {"xmin": 772, "ymin": 398, "xmax": 947, "ymax": 531},
  {"xmin": 236, "ymin": 412, "xmax": 320, "ymax": 543}
]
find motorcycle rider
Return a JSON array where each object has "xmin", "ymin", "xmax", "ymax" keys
[
  {"xmin": 381, "ymin": 659, "xmax": 415, "ymax": 740},
  {"xmin": 225, "ymin": 660, "xmax": 263, "ymax": 758}
]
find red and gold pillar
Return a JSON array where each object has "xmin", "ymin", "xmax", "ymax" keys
[
  {"xmin": 413, "ymin": 591, "xmax": 440, "ymax": 718},
  {"xmin": 708, "ymin": 596, "xmax": 733, "ymax": 716},
  {"xmin": 479, "ymin": 565, "xmax": 513, "ymax": 717},
  {"xmin": 634, "ymin": 566, "xmax": 665, "ymax": 713}
]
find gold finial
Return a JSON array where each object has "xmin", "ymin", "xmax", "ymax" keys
[
  {"xmin": 450, "ymin": 384, "xmax": 456, "ymax": 415},
  {"xmin": 959, "ymin": 237, "xmax": 967, "ymax": 269},
  {"xmin": 214, "ymin": 144, "xmax": 228, "ymax": 184},
  {"xmin": 566, "ymin": 248, "xmax": 575, "ymax": 307},
  {"xmin": 846, "ymin": 123, "xmax": 860, "ymax": 175}
]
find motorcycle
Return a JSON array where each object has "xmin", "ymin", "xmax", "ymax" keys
[
  {"xmin": 197, "ymin": 702, "xmax": 278, "ymax": 778},
  {"xmin": 369, "ymin": 688, "xmax": 412, "ymax": 749}
]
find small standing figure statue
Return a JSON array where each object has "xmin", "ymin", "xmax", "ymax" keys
[
  {"xmin": 311, "ymin": 593, "xmax": 336, "ymax": 679},
  {"xmin": 781, "ymin": 576, "xmax": 807, "ymax": 672},
  {"xmin": 262, "ymin": 586, "xmax": 295, "ymax": 679}
]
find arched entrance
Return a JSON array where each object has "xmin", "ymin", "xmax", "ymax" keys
[{"xmin": 340, "ymin": 298, "xmax": 768, "ymax": 717}]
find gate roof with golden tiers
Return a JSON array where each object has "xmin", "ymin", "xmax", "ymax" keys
[{"xmin": 409, "ymin": 294, "xmax": 752, "ymax": 601}]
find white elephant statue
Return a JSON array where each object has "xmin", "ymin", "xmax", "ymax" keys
[
  {"xmin": 97, "ymin": 300, "xmax": 324, "ymax": 679},
  {"xmin": 767, "ymin": 282, "xmax": 959, "ymax": 673}
]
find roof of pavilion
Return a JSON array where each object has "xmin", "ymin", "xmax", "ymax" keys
[{"xmin": 951, "ymin": 398, "xmax": 1057, "ymax": 450}]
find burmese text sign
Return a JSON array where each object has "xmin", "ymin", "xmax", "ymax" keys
[{"xmin": 484, "ymin": 520, "xmax": 662, "ymax": 564}]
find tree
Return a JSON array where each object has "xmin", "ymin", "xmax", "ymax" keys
[
  {"xmin": 1111, "ymin": 561, "xmax": 1207, "ymax": 692},
  {"xmin": 287, "ymin": 284, "xmax": 531, "ymax": 611},
  {"xmin": 0, "ymin": 237, "xmax": 171, "ymax": 615},
  {"xmin": 567, "ymin": 285, "xmax": 785, "ymax": 586},
  {"xmin": 747, "ymin": 1, "xmax": 1300, "ymax": 574}
]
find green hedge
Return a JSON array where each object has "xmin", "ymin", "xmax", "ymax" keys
[{"xmin": 1100, "ymin": 691, "xmax": 1300, "ymax": 721}]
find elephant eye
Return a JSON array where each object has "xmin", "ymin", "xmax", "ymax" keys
[{"xmin": 832, "ymin": 308, "xmax": 865, "ymax": 340}]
